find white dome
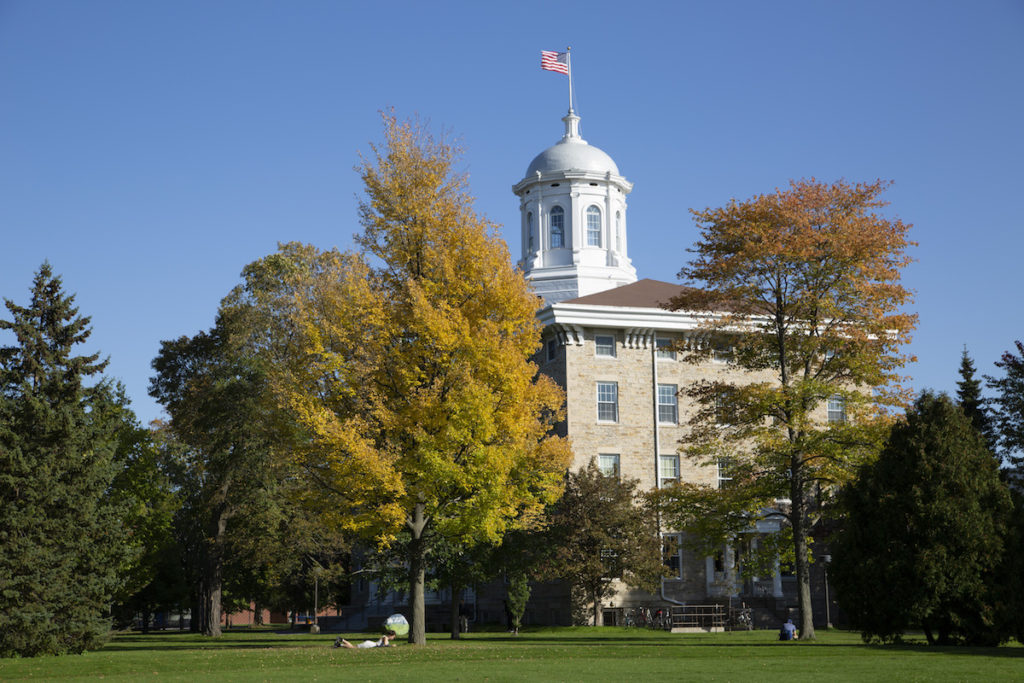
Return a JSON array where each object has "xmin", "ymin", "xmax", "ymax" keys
[{"xmin": 525, "ymin": 138, "xmax": 619, "ymax": 177}]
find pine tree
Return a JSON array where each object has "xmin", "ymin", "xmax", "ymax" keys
[
  {"xmin": 830, "ymin": 392, "xmax": 1012, "ymax": 645},
  {"xmin": 956, "ymin": 347, "xmax": 996, "ymax": 453},
  {"xmin": 0, "ymin": 263, "xmax": 130, "ymax": 656},
  {"xmin": 987, "ymin": 340, "xmax": 1024, "ymax": 471}
]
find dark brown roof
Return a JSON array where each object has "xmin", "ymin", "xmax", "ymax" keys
[{"xmin": 561, "ymin": 279, "xmax": 692, "ymax": 309}]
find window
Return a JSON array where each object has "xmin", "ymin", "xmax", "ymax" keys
[
  {"xmin": 527, "ymin": 212, "xmax": 534, "ymax": 252},
  {"xmin": 615, "ymin": 211, "xmax": 622, "ymax": 252},
  {"xmin": 656, "ymin": 337, "xmax": 676, "ymax": 360},
  {"xmin": 550, "ymin": 206, "xmax": 564, "ymax": 248},
  {"xmin": 586, "ymin": 205, "xmax": 602, "ymax": 247},
  {"xmin": 659, "ymin": 454, "xmax": 679, "ymax": 487},
  {"xmin": 663, "ymin": 534, "xmax": 682, "ymax": 577},
  {"xmin": 713, "ymin": 345, "xmax": 732, "ymax": 364},
  {"xmin": 658, "ymin": 384, "xmax": 678, "ymax": 424},
  {"xmin": 714, "ymin": 394, "xmax": 728, "ymax": 424},
  {"xmin": 717, "ymin": 457, "xmax": 734, "ymax": 489},
  {"xmin": 595, "ymin": 334, "xmax": 616, "ymax": 357},
  {"xmin": 546, "ymin": 338, "xmax": 558, "ymax": 362},
  {"xmin": 598, "ymin": 453, "xmax": 620, "ymax": 477},
  {"xmin": 597, "ymin": 382, "xmax": 618, "ymax": 422},
  {"xmin": 600, "ymin": 548, "xmax": 622, "ymax": 578},
  {"xmin": 828, "ymin": 395, "xmax": 847, "ymax": 424}
]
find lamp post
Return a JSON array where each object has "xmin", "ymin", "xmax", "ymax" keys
[
  {"xmin": 310, "ymin": 565, "xmax": 322, "ymax": 634},
  {"xmin": 821, "ymin": 554, "xmax": 832, "ymax": 629}
]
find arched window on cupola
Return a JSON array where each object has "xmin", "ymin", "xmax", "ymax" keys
[
  {"xmin": 527, "ymin": 212, "xmax": 534, "ymax": 252},
  {"xmin": 586, "ymin": 205, "xmax": 602, "ymax": 247},
  {"xmin": 550, "ymin": 206, "xmax": 565, "ymax": 248},
  {"xmin": 615, "ymin": 211, "xmax": 622, "ymax": 252}
]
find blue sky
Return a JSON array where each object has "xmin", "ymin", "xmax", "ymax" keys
[{"xmin": 2, "ymin": 1, "xmax": 1022, "ymax": 425}]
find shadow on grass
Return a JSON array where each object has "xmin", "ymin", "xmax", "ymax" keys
[
  {"xmin": 862, "ymin": 642, "xmax": 1024, "ymax": 659},
  {"xmin": 106, "ymin": 630, "xmax": 1024, "ymax": 659}
]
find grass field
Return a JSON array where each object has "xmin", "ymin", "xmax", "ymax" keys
[{"xmin": 0, "ymin": 627, "xmax": 1021, "ymax": 682}]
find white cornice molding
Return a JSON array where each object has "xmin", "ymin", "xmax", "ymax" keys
[
  {"xmin": 513, "ymin": 169, "xmax": 633, "ymax": 196},
  {"xmin": 538, "ymin": 302, "xmax": 716, "ymax": 332},
  {"xmin": 537, "ymin": 302, "xmax": 777, "ymax": 339}
]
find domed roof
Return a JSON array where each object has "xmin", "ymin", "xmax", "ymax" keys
[
  {"xmin": 524, "ymin": 111, "xmax": 620, "ymax": 178},
  {"xmin": 526, "ymin": 139, "xmax": 619, "ymax": 177}
]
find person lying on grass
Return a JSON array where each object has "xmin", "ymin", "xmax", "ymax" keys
[{"xmin": 335, "ymin": 630, "xmax": 397, "ymax": 649}]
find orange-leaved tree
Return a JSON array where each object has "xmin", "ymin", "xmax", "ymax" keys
[
  {"xmin": 261, "ymin": 115, "xmax": 570, "ymax": 645},
  {"xmin": 651, "ymin": 179, "xmax": 916, "ymax": 640}
]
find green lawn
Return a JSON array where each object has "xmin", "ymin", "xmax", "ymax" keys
[{"xmin": 0, "ymin": 627, "xmax": 1020, "ymax": 682}]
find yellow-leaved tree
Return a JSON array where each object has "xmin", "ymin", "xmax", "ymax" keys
[{"xmin": 262, "ymin": 115, "xmax": 570, "ymax": 644}]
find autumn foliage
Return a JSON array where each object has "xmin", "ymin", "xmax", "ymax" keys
[
  {"xmin": 653, "ymin": 179, "xmax": 916, "ymax": 640},
  {"xmin": 259, "ymin": 115, "xmax": 570, "ymax": 644}
]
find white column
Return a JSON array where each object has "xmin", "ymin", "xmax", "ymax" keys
[
  {"xmin": 772, "ymin": 556, "xmax": 784, "ymax": 598},
  {"xmin": 570, "ymin": 189, "xmax": 581, "ymax": 263},
  {"xmin": 724, "ymin": 543, "xmax": 738, "ymax": 597}
]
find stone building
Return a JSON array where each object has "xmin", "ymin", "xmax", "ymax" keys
[{"xmin": 516, "ymin": 109, "xmax": 794, "ymax": 625}]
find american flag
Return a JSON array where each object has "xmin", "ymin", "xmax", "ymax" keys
[{"xmin": 541, "ymin": 50, "xmax": 569, "ymax": 75}]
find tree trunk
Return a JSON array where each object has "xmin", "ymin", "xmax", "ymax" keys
[
  {"xmin": 591, "ymin": 585, "xmax": 601, "ymax": 626},
  {"xmin": 450, "ymin": 581, "xmax": 461, "ymax": 639},
  {"xmin": 407, "ymin": 501, "xmax": 428, "ymax": 645},
  {"xmin": 791, "ymin": 474, "xmax": 816, "ymax": 641},
  {"xmin": 201, "ymin": 509, "xmax": 228, "ymax": 637}
]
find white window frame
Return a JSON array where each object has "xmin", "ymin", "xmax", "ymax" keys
[
  {"xmin": 717, "ymin": 457, "xmax": 733, "ymax": 489},
  {"xmin": 597, "ymin": 382, "xmax": 618, "ymax": 423},
  {"xmin": 586, "ymin": 205, "xmax": 602, "ymax": 247},
  {"xmin": 828, "ymin": 395, "xmax": 847, "ymax": 424},
  {"xmin": 659, "ymin": 454, "xmax": 679, "ymax": 488},
  {"xmin": 550, "ymin": 206, "xmax": 565, "ymax": 248},
  {"xmin": 598, "ymin": 453, "xmax": 620, "ymax": 478},
  {"xmin": 658, "ymin": 384, "xmax": 678, "ymax": 424},
  {"xmin": 595, "ymin": 334, "xmax": 616, "ymax": 358}
]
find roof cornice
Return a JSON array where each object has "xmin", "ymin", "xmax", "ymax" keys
[
  {"xmin": 537, "ymin": 301, "xmax": 719, "ymax": 332},
  {"xmin": 513, "ymin": 169, "xmax": 633, "ymax": 196}
]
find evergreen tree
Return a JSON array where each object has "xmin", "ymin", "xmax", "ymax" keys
[
  {"xmin": 987, "ymin": 340, "xmax": 1024, "ymax": 471},
  {"xmin": 0, "ymin": 263, "xmax": 130, "ymax": 656},
  {"xmin": 956, "ymin": 347, "xmax": 996, "ymax": 452},
  {"xmin": 830, "ymin": 392, "xmax": 1012, "ymax": 645}
]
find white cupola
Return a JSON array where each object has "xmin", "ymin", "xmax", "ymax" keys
[{"xmin": 514, "ymin": 110, "xmax": 637, "ymax": 305}]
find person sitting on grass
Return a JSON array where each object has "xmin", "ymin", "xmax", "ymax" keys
[
  {"xmin": 335, "ymin": 630, "xmax": 397, "ymax": 649},
  {"xmin": 779, "ymin": 619, "xmax": 797, "ymax": 641}
]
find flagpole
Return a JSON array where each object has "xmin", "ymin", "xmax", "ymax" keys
[{"xmin": 566, "ymin": 46, "xmax": 574, "ymax": 112}]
